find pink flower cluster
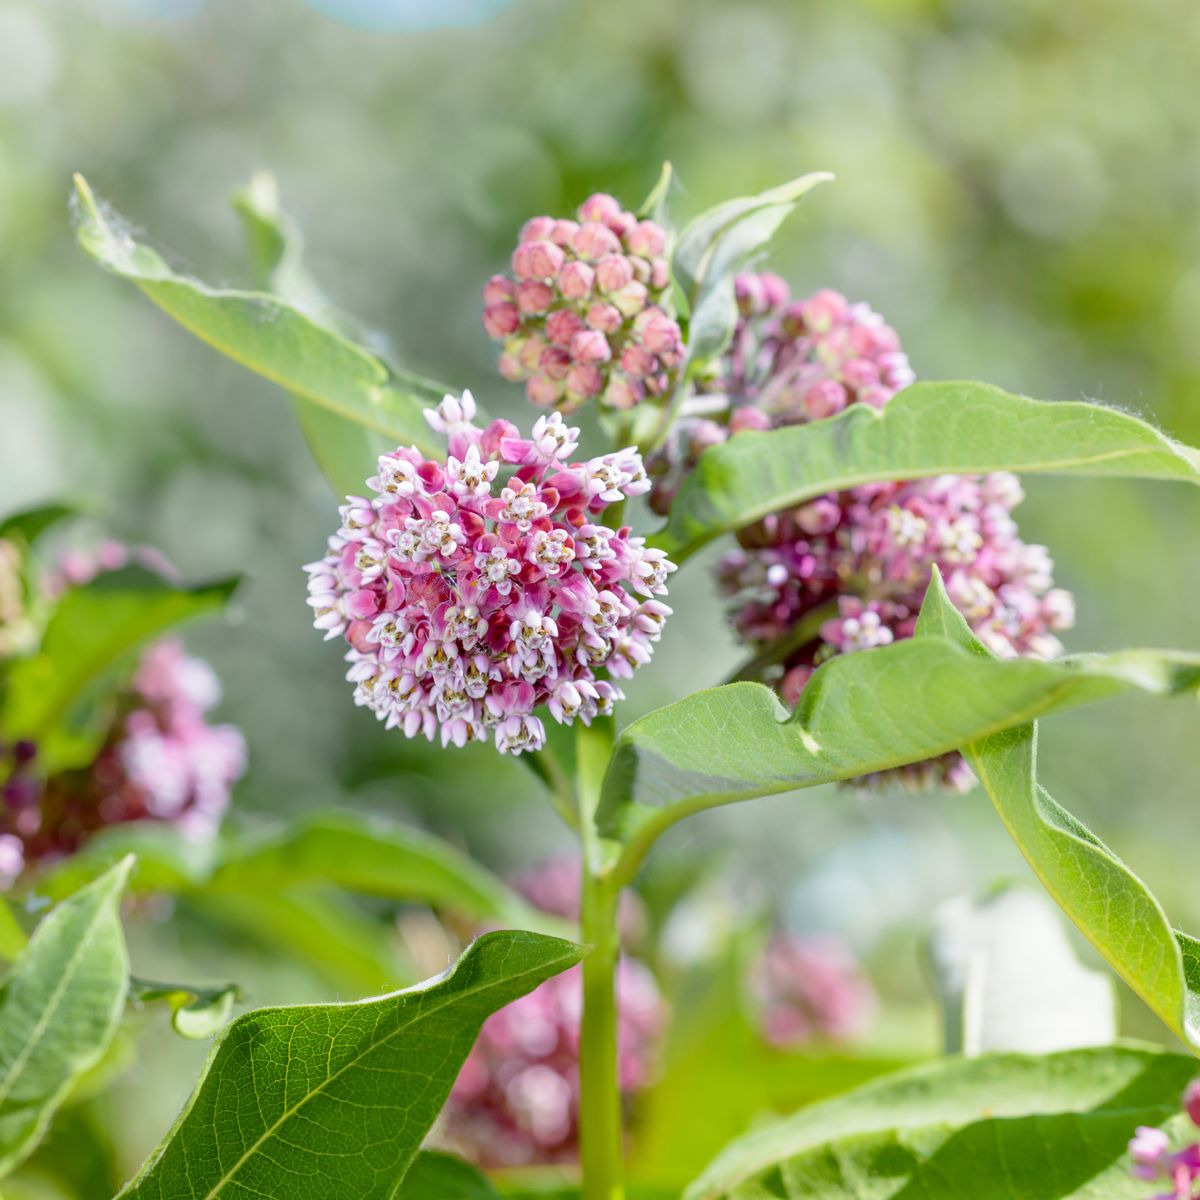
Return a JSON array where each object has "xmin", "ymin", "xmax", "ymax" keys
[
  {"xmin": 305, "ymin": 393, "xmax": 675, "ymax": 756},
  {"xmin": 442, "ymin": 858, "xmax": 665, "ymax": 1166},
  {"xmin": 1129, "ymin": 1080, "xmax": 1200, "ymax": 1199},
  {"xmin": 483, "ymin": 193, "xmax": 683, "ymax": 412},
  {"xmin": 751, "ymin": 933, "xmax": 877, "ymax": 1047},
  {"xmin": 652, "ymin": 274, "xmax": 1074, "ymax": 791}
]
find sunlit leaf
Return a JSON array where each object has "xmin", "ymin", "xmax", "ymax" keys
[
  {"xmin": 116, "ymin": 931, "xmax": 584, "ymax": 1200},
  {"xmin": 0, "ymin": 857, "xmax": 132, "ymax": 1178},
  {"xmin": 656, "ymin": 381, "xmax": 1200, "ymax": 562},
  {"xmin": 685, "ymin": 1044, "xmax": 1194, "ymax": 1200},
  {"xmin": 916, "ymin": 567, "xmax": 1200, "ymax": 1051}
]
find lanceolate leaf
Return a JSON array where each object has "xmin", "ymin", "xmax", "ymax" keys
[
  {"xmin": 208, "ymin": 812, "xmax": 572, "ymax": 936},
  {"xmin": 916, "ymin": 568, "xmax": 1200, "ymax": 1051},
  {"xmin": 599, "ymin": 619, "xmax": 1200, "ymax": 870},
  {"xmin": 400, "ymin": 1151, "xmax": 499, "ymax": 1199},
  {"xmin": 673, "ymin": 173, "xmax": 833, "ymax": 368},
  {"xmin": 71, "ymin": 174, "xmax": 446, "ymax": 459},
  {"xmin": 655, "ymin": 381, "xmax": 1200, "ymax": 562},
  {"xmin": 116, "ymin": 931, "xmax": 584, "ymax": 1200},
  {"xmin": 0, "ymin": 857, "xmax": 132, "ymax": 1178},
  {"xmin": 685, "ymin": 1044, "xmax": 1195, "ymax": 1200},
  {"xmin": 1, "ymin": 567, "xmax": 237, "ymax": 772}
]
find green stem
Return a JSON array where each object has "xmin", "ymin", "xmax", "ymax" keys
[
  {"xmin": 576, "ymin": 718, "xmax": 624, "ymax": 1200},
  {"xmin": 722, "ymin": 600, "xmax": 838, "ymax": 684}
]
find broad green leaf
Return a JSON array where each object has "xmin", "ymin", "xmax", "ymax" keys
[
  {"xmin": 656, "ymin": 381, "xmax": 1200, "ymax": 562},
  {"xmin": 685, "ymin": 1043, "xmax": 1195, "ymax": 1200},
  {"xmin": 673, "ymin": 173, "xmax": 832, "ymax": 368},
  {"xmin": 0, "ymin": 857, "xmax": 132, "ymax": 1178},
  {"xmin": 231, "ymin": 171, "xmax": 394, "ymax": 497},
  {"xmin": 129, "ymin": 977, "xmax": 241, "ymax": 1040},
  {"xmin": 1, "ymin": 567, "xmax": 237, "ymax": 772},
  {"xmin": 400, "ymin": 1151, "xmax": 499, "ymax": 1198},
  {"xmin": 209, "ymin": 812, "xmax": 573, "ymax": 936},
  {"xmin": 71, "ymin": 174, "xmax": 446, "ymax": 459},
  {"xmin": 0, "ymin": 899, "xmax": 27, "ymax": 963},
  {"xmin": 116, "ymin": 930, "xmax": 584, "ymax": 1200},
  {"xmin": 929, "ymin": 886, "xmax": 1116, "ymax": 1056},
  {"xmin": 915, "ymin": 569, "xmax": 1200, "ymax": 1051},
  {"xmin": 599, "ymin": 622, "xmax": 1200, "ymax": 869}
]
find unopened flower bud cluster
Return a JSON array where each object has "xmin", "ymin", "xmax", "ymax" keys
[
  {"xmin": 306, "ymin": 393, "xmax": 675, "ymax": 756},
  {"xmin": 483, "ymin": 193, "xmax": 683, "ymax": 412}
]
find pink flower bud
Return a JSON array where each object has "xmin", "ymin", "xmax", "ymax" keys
[
  {"xmin": 516, "ymin": 280, "xmax": 554, "ymax": 315},
  {"xmin": 800, "ymin": 288, "xmax": 848, "ymax": 334},
  {"xmin": 627, "ymin": 220, "xmax": 666, "ymax": 258},
  {"xmin": 572, "ymin": 221, "xmax": 621, "ymax": 261},
  {"xmin": 482, "ymin": 275, "xmax": 515, "ymax": 305},
  {"xmin": 604, "ymin": 375, "xmax": 643, "ymax": 410},
  {"xmin": 1184, "ymin": 1080, "xmax": 1200, "ymax": 1127},
  {"xmin": 688, "ymin": 419, "xmax": 728, "ymax": 454},
  {"xmin": 620, "ymin": 343, "xmax": 656, "ymax": 379},
  {"xmin": 633, "ymin": 307, "xmax": 681, "ymax": 355},
  {"xmin": 586, "ymin": 302, "xmax": 623, "ymax": 334},
  {"xmin": 611, "ymin": 281, "xmax": 648, "ymax": 318},
  {"xmin": 550, "ymin": 218, "xmax": 579, "ymax": 246},
  {"xmin": 578, "ymin": 192, "xmax": 622, "ymax": 224},
  {"xmin": 517, "ymin": 334, "xmax": 547, "ymax": 371},
  {"xmin": 526, "ymin": 239, "xmax": 566, "ymax": 280},
  {"xmin": 841, "ymin": 358, "xmax": 881, "ymax": 390},
  {"xmin": 520, "ymin": 215, "xmax": 556, "ymax": 242},
  {"xmin": 527, "ymin": 374, "xmax": 562, "ymax": 407},
  {"xmin": 570, "ymin": 330, "xmax": 612, "ymax": 365},
  {"xmin": 607, "ymin": 209, "xmax": 636, "ymax": 239},
  {"xmin": 649, "ymin": 257, "xmax": 670, "ymax": 290},
  {"xmin": 498, "ymin": 353, "xmax": 524, "ymax": 382},
  {"xmin": 566, "ymin": 363, "xmax": 603, "ymax": 400},
  {"xmin": 596, "ymin": 254, "xmax": 635, "ymax": 293},
  {"xmin": 803, "ymin": 379, "xmax": 849, "ymax": 420},
  {"xmin": 730, "ymin": 405, "xmax": 771, "ymax": 433},
  {"xmin": 539, "ymin": 345, "xmax": 573, "ymax": 380},
  {"xmin": 558, "ymin": 259, "xmax": 595, "ymax": 300},
  {"xmin": 545, "ymin": 308, "xmax": 585, "ymax": 347},
  {"xmin": 857, "ymin": 384, "xmax": 891, "ymax": 410},
  {"xmin": 482, "ymin": 302, "xmax": 520, "ymax": 339}
]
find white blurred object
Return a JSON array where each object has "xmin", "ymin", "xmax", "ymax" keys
[{"xmin": 929, "ymin": 885, "xmax": 1117, "ymax": 1056}]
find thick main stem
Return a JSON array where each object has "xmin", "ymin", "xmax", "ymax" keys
[{"xmin": 575, "ymin": 718, "xmax": 624, "ymax": 1200}]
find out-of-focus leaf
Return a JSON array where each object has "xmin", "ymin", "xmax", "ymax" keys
[
  {"xmin": 637, "ymin": 162, "xmax": 675, "ymax": 228},
  {"xmin": 0, "ymin": 567, "xmax": 237, "ymax": 772},
  {"xmin": 129, "ymin": 977, "xmax": 241, "ymax": 1040},
  {"xmin": 209, "ymin": 812, "xmax": 573, "ymax": 936},
  {"xmin": 0, "ymin": 505, "xmax": 76, "ymax": 548},
  {"xmin": 599, "ymin": 604, "xmax": 1200, "ymax": 869},
  {"xmin": 916, "ymin": 568, "xmax": 1200, "ymax": 1051},
  {"xmin": 0, "ymin": 857, "xmax": 132, "ymax": 1178},
  {"xmin": 232, "ymin": 171, "xmax": 394, "ymax": 496},
  {"xmin": 400, "ymin": 1151, "xmax": 499, "ymax": 1198},
  {"xmin": 656, "ymin": 382, "xmax": 1200, "ymax": 562},
  {"xmin": 673, "ymin": 173, "xmax": 832, "ymax": 368},
  {"xmin": 929, "ymin": 885, "xmax": 1117, "ymax": 1056},
  {"xmin": 116, "ymin": 931, "xmax": 584, "ymax": 1200},
  {"xmin": 72, "ymin": 174, "xmax": 446, "ymax": 459},
  {"xmin": 685, "ymin": 1043, "xmax": 1195, "ymax": 1200},
  {"xmin": 0, "ymin": 898, "xmax": 28, "ymax": 962}
]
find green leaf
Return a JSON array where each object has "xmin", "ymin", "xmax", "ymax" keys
[
  {"xmin": 400, "ymin": 1151, "xmax": 499, "ymax": 1198},
  {"xmin": 915, "ymin": 568, "xmax": 1200, "ymax": 1051},
  {"xmin": 0, "ymin": 504, "xmax": 77, "ymax": 548},
  {"xmin": 231, "ymin": 171, "xmax": 395, "ymax": 497},
  {"xmin": 1, "ymin": 567, "xmax": 237, "ymax": 772},
  {"xmin": 116, "ymin": 930, "xmax": 584, "ymax": 1200},
  {"xmin": 928, "ymin": 885, "xmax": 1117, "ymax": 1056},
  {"xmin": 129, "ymin": 977, "xmax": 241, "ymax": 1040},
  {"xmin": 0, "ymin": 857, "xmax": 132, "ymax": 1178},
  {"xmin": 0, "ymin": 899, "xmax": 28, "ymax": 964},
  {"xmin": 673, "ymin": 173, "xmax": 832, "ymax": 368},
  {"xmin": 685, "ymin": 1044, "xmax": 1195, "ymax": 1200},
  {"xmin": 209, "ymin": 812, "xmax": 573, "ymax": 936},
  {"xmin": 599, "ymin": 621, "xmax": 1200, "ymax": 870},
  {"xmin": 637, "ymin": 162, "xmax": 675, "ymax": 227},
  {"xmin": 71, "ymin": 174, "xmax": 447, "ymax": 460},
  {"xmin": 656, "ymin": 381, "xmax": 1200, "ymax": 562}
]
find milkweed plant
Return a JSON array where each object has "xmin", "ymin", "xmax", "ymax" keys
[{"xmin": 1, "ymin": 165, "xmax": 1199, "ymax": 1199}]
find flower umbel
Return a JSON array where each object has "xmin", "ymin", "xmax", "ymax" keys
[
  {"xmin": 306, "ymin": 396, "xmax": 674, "ymax": 755},
  {"xmin": 483, "ymin": 194, "xmax": 683, "ymax": 412}
]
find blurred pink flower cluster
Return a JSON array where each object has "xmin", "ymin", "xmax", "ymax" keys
[
  {"xmin": 306, "ymin": 394, "xmax": 674, "ymax": 755},
  {"xmin": 442, "ymin": 858, "xmax": 665, "ymax": 1166},
  {"xmin": 483, "ymin": 193, "xmax": 683, "ymax": 412},
  {"xmin": 1130, "ymin": 1080, "xmax": 1200, "ymax": 1199},
  {"xmin": 0, "ymin": 540, "xmax": 245, "ymax": 886},
  {"xmin": 751, "ymin": 933, "xmax": 877, "ymax": 1047},
  {"xmin": 655, "ymin": 274, "xmax": 1074, "ymax": 791}
]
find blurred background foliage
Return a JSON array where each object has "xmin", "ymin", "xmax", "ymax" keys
[{"xmin": 1, "ymin": 0, "xmax": 1199, "ymax": 1193}]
